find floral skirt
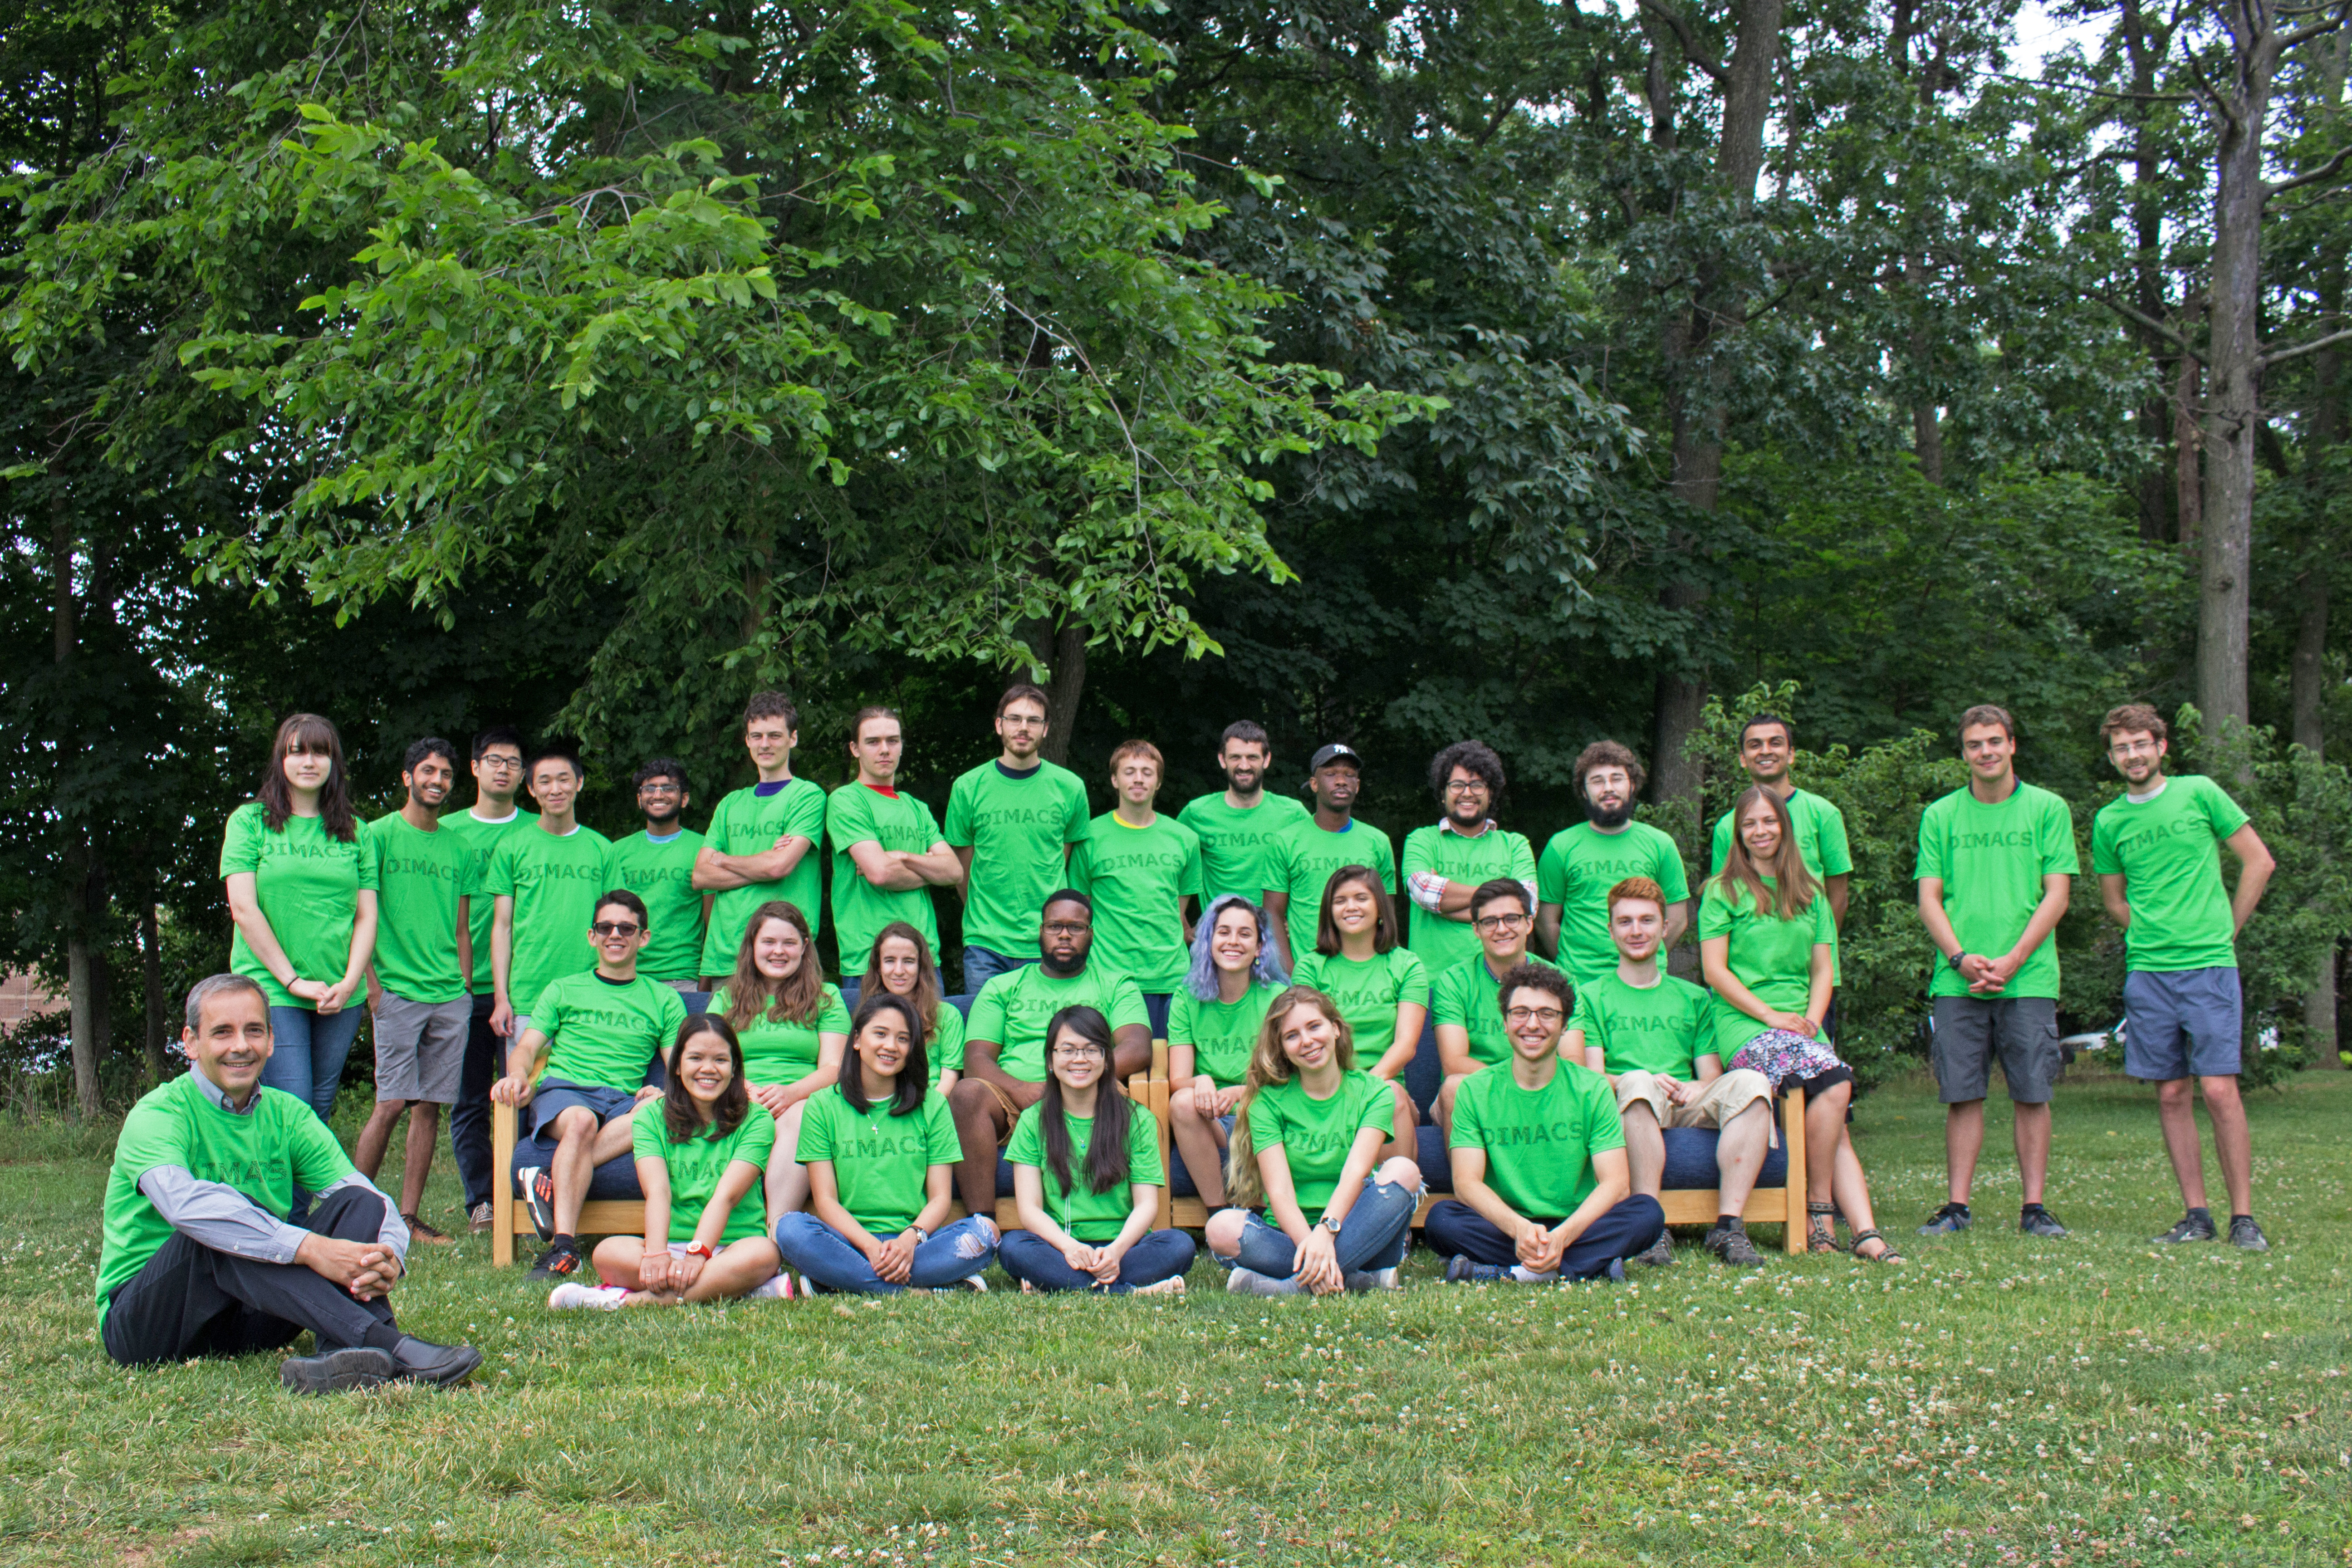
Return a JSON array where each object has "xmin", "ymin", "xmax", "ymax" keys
[{"xmin": 1730, "ymin": 1028, "xmax": 1851, "ymax": 1096}]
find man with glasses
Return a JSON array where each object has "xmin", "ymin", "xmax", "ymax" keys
[
  {"xmin": 491, "ymin": 890, "xmax": 686, "ymax": 1279},
  {"xmin": 1403, "ymin": 741, "xmax": 1537, "ymax": 980},
  {"xmin": 2091, "ymin": 703, "xmax": 2276, "ymax": 1250},
  {"xmin": 444, "ymin": 727, "xmax": 536, "ymax": 1233},
  {"xmin": 948, "ymin": 892, "xmax": 1152, "ymax": 1218},
  {"xmin": 1430, "ymin": 878, "xmax": 1538, "ymax": 1132},
  {"xmin": 1424, "ymin": 961, "xmax": 1664, "ymax": 1283},
  {"xmin": 945, "ymin": 685, "xmax": 1094, "ymax": 992},
  {"xmin": 603, "ymin": 759, "xmax": 710, "ymax": 993}
]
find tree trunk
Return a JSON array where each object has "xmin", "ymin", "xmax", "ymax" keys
[
  {"xmin": 2123, "ymin": 0, "xmax": 2178, "ymax": 543},
  {"xmin": 2174, "ymin": 330, "xmax": 2203, "ymax": 551},
  {"xmin": 1645, "ymin": 0, "xmax": 1786, "ymax": 805},
  {"xmin": 141, "ymin": 901, "xmax": 169, "ymax": 1085},
  {"xmin": 1038, "ymin": 622, "xmax": 1087, "ymax": 767}
]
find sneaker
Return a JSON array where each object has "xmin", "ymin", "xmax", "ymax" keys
[
  {"xmin": 955, "ymin": 1274, "xmax": 989, "ymax": 1293},
  {"xmin": 2153, "ymin": 1211, "xmax": 2218, "ymax": 1245},
  {"xmin": 1917, "ymin": 1201, "xmax": 1972, "ymax": 1236},
  {"xmin": 387, "ymin": 1335, "xmax": 483, "ymax": 1388},
  {"xmin": 402, "ymin": 1213, "xmax": 456, "ymax": 1246},
  {"xmin": 745, "ymin": 1273, "xmax": 796, "ymax": 1302},
  {"xmin": 2227, "ymin": 1215, "xmax": 2269, "ymax": 1252},
  {"xmin": 526, "ymin": 1241, "xmax": 582, "ymax": 1279},
  {"xmin": 1343, "ymin": 1267, "xmax": 1402, "ymax": 1292},
  {"xmin": 2019, "ymin": 1205, "xmax": 2069, "ymax": 1239},
  {"xmin": 547, "ymin": 1282, "xmax": 627, "ymax": 1310},
  {"xmin": 467, "ymin": 1201, "xmax": 495, "ymax": 1235},
  {"xmin": 1224, "ymin": 1266, "xmax": 1301, "ymax": 1297},
  {"xmin": 1606, "ymin": 1258, "xmax": 1627, "ymax": 1283},
  {"xmin": 279, "ymin": 1345, "xmax": 395, "ymax": 1396},
  {"xmin": 1444, "ymin": 1255, "xmax": 1507, "ymax": 1284},
  {"xmin": 1703, "ymin": 1225, "xmax": 1767, "ymax": 1268},
  {"xmin": 1632, "ymin": 1234, "xmax": 1674, "ymax": 1268},
  {"xmin": 517, "ymin": 1168, "xmax": 556, "ymax": 1240}
]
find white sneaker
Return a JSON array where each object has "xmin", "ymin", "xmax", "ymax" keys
[
  {"xmin": 547, "ymin": 1283, "xmax": 626, "ymax": 1311},
  {"xmin": 1343, "ymin": 1267, "xmax": 1404, "ymax": 1292},
  {"xmin": 955, "ymin": 1274, "xmax": 989, "ymax": 1293},
  {"xmin": 1225, "ymin": 1267, "xmax": 1301, "ymax": 1297},
  {"xmin": 745, "ymin": 1273, "xmax": 796, "ymax": 1302}
]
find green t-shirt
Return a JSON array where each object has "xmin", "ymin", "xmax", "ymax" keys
[
  {"xmin": 1291, "ymin": 947, "xmax": 1431, "ymax": 1062},
  {"xmin": 1916, "ymin": 781, "xmax": 2080, "ymax": 998},
  {"xmin": 826, "ymin": 784, "xmax": 947, "ymax": 968},
  {"xmin": 711, "ymin": 982, "xmax": 851, "ymax": 1084},
  {"xmin": 1697, "ymin": 877, "xmax": 1838, "ymax": 1058},
  {"xmin": 1568, "ymin": 971, "xmax": 1713, "ymax": 1079},
  {"xmin": 1448, "ymin": 1061, "xmax": 1623, "ymax": 1220},
  {"xmin": 630, "ymin": 1100, "xmax": 775, "ymax": 1245},
  {"xmin": 485, "ymin": 823, "xmax": 616, "ymax": 1014},
  {"xmin": 1400, "ymin": 823, "xmax": 1538, "ymax": 978},
  {"xmin": 699, "ymin": 779, "xmax": 829, "ymax": 977},
  {"xmin": 97, "ymin": 1075, "xmax": 355, "ymax": 1321},
  {"xmin": 603, "ymin": 829, "xmax": 709, "ymax": 985},
  {"xmin": 966, "ymin": 963, "xmax": 1150, "ymax": 1083},
  {"xmin": 1263, "ymin": 817, "xmax": 1399, "ymax": 962},
  {"xmin": 1167, "ymin": 980, "xmax": 1284, "ymax": 1088},
  {"xmin": 925, "ymin": 1002, "xmax": 967, "ymax": 1090},
  {"xmin": 1536, "ymin": 821, "xmax": 1693, "ymax": 985},
  {"xmin": 796, "ymin": 1086, "xmax": 961, "ymax": 1234},
  {"xmin": 534, "ymin": 970, "xmax": 686, "ymax": 1093},
  {"xmin": 1431, "ymin": 952, "xmax": 1514, "ymax": 1068},
  {"xmin": 361, "ymin": 813, "xmax": 467, "ymax": 1004},
  {"xmin": 441, "ymin": 806, "xmax": 537, "ymax": 995},
  {"xmin": 1241, "ymin": 1070, "xmax": 1397, "ymax": 1215},
  {"xmin": 1708, "ymin": 787, "xmax": 1854, "ymax": 879},
  {"xmin": 1177, "ymin": 792, "xmax": 1313, "ymax": 905},
  {"xmin": 1066, "ymin": 811, "xmax": 1204, "ymax": 991},
  {"xmin": 219, "ymin": 804, "xmax": 379, "ymax": 1009},
  {"xmin": 1007, "ymin": 1099, "xmax": 1164, "ymax": 1241},
  {"xmin": 2090, "ymin": 774, "xmax": 2252, "ymax": 973},
  {"xmin": 943, "ymin": 760, "xmax": 1093, "ymax": 959}
]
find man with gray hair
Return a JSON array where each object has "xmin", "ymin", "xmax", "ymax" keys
[{"xmin": 95, "ymin": 974, "xmax": 481, "ymax": 1393}]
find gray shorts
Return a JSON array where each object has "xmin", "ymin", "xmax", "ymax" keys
[
  {"xmin": 1931, "ymin": 995, "xmax": 2059, "ymax": 1105},
  {"xmin": 372, "ymin": 993, "xmax": 471, "ymax": 1103},
  {"xmin": 2122, "ymin": 967, "xmax": 2242, "ymax": 1080}
]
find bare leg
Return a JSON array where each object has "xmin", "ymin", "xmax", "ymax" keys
[
  {"xmin": 2155, "ymin": 1078, "xmax": 2209, "ymax": 1210},
  {"xmin": 762, "ymin": 1100, "xmax": 812, "ymax": 1228},
  {"xmin": 1170, "ymin": 1085, "xmax": 1230, "ymax": 1207},
  {"xmin": 1384, "ymin": 1082, "xmax": 1418, "ymax": 1161},
  {"xmin": 1713, "ymin": 1098, "xmax": 1770, "ymax": 1214},
  {"xmin": 593, "ymin": 1235, "xmax": 646, "ymax": 1289},
  {"xmin": 354, "ymin": 1100, "xmax": 409, "ymax": 1181},
  {"xmin": 550, "ymin": 1109, "xmax": 637, "ymax": 1237},
  {"xmin": 947, "ymin": 1082, "xmax": 1010, "ymax": 1217},
  {"xmin": 1943, "ymin": 1099, "xmax": 1985, "ymax": 1205},
  {"xmin": 1204, "ymin": 1208, "xmax": 1249, "ymax": 1261},
  {"xmin": 2010, "ymin": 1101, "xmax": 2051, "ymax": 1207},
  {"xmin": 1435, "ymin": 1074, "xmax": 1471, "ymax": 1137},
  {"xmin": 674, "ymin": 1237, "xmax": 782, "ymax": 1303},
  {"xmin": 1803, "ymin": 1082, "xmax": 1852, "ymax": 1206},
  {"xmin": 2199, "ymin": 1075, "xmax": 2253, "ymax": 1215},
  {"xmin": 1620, "ymin": 1102, "xmax": 1666, "ymax": 1199},
  {"xmin": 400, "ymin": 1103, "xmax": 440, "ymax": 1215}
]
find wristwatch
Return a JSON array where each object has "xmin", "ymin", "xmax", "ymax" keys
[
  {"xmin": 1945, "ymin": 950, "xmax": 1969, "ymax": 974},
  {"xmin": 681, "ymin": 1241, "xmax": 714, "ymax": 1260},
  {"xmin": 1316, "ymin": 1215, "xmax": 1343, "ymax": 1235},
  {"xmin": 906, "ymin": 1225, "xmax": 931, "ymax": 1244}
]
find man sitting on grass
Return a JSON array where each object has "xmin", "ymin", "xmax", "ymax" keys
[
  {"xmin": 1568, "ymin": 876, "xmax": 1774, "ymax": 1269},
  {"xmin": 1424, "ymin": 962, "xmax": 1664, "ymax": 1283},
  {"xmin": 493, "ymin": 890, "xmax": 687, "ymax": 1277},
  {"xmin": 96, "ymin": 974, "xmax": 480, "ymax": 1393}
]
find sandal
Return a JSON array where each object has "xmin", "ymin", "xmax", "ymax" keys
[
  {"xmin": 1806, "ymin": 1202, "xmax": 1846, "ymax": 1255},
  {"xmin": 1851, "ymin": 1228, "xmax": 1906, "ymax": 1265}
]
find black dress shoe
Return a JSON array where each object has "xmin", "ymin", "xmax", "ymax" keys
[
  {"xmin": 389, "ymin": 1335, "xmax": 483, "ymax": 1387},
  {"xmin": 279, "ymin": 1345, "xmax": 396, "ymax": 1395}
]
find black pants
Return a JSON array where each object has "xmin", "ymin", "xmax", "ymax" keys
[
  {"xmin": 450, "ymin": 992, "xmax": 500, "ymax": 1210},
  {"xmin": 101, "ymin": 1186, "xmax": 405, "ymax": 1366},
  {"xmin": 1421, "ymin": 1195, "xmax": 1666, "ymax": 1279}
]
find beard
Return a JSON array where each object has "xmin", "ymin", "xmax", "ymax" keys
[{"xmin": 1586, "ymin": 799, "xmax": 1632, "ymax": 829}]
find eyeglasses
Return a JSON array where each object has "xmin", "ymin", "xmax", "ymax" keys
[
  {"xmin": 591, "ymin": 922, "xmax": 642, "ymax": 938},
  {"xmin": 1474, "ymin": 913, "xmax": 1529, "ymax": 931},
  {"xmin": 1051, "ymin": 1044, "xmax": 1106, "ymax": 1060},
  {"xmin": 1442, "ymin": 779, "xmax": 1490, "ymax": 796},
  {"xmin": 1042, "ymin": 921, "xmax": 1090, "ymax": 936},
  {"xmin": 1505, "ymin": 1005, "xmax": 1565, "ymax": 1027},
  {"xmin": 2108, "ymin": 740, "xmax": 2161, "ymax": 758},
  {"xmin": 638, "ymin": 782, "xmax": 682, "ymax": 795},
  {"xmin": 479, "ymin": 755, "xmax": 522, "ymax": 771}
]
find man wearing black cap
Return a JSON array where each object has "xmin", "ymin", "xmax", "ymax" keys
[{"xmin": 1263, "ymin": 744, "xmax": 1399, "ymax": 973}]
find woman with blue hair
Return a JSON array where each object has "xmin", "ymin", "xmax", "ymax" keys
[{"xmin": 1168, "ymin": 894, "xmax": 1289, "ymax": 1208}]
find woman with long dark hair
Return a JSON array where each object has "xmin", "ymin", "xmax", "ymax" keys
[
  {"xmin": 710, "ymin": 900, "xmax": 849, "ymax": 1225},
  {"xmin": 221, "ymin": 713, "xmax": 378, "ymax": 1122},
  {"xmin": 772, "ymin": 992, "xmax": 996, "ymax": 1294},
  {"xmin": 1000, "ymin": 1007, "xmax": 1193, "ymax": 1294},
  {"xmin": 548, "ymin": 1015, "xmax": 784, "ymax": 1308}
]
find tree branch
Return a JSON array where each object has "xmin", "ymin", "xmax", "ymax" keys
[
  {"xmin": 2268, "ymin": 142, "xmax": 2352, "ymax": 197},
  {"xmin": 2261, "ymin": 323, "xmax": 2352, "ymax": 370},
  {"xmin": 1637, "ymin": 0, "xmax": 1729, "ymax": 84},
  {"xmin": 2097, "ymin": 294, "xmax": 2194, "ymax": 350}
]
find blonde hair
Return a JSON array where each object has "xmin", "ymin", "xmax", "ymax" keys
[
  {"xmin": 1223, "ymin": 985, "xmax": 1357, "ymax": 1209},
  {"xmin": 1711, "ymin": 785, "xmax": 1819, "ymax": 921}
]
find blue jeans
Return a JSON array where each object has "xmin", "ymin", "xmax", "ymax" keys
[
  {"xmin": 774, "ymin": 1213, "xmax": 998, "ymax": 1294},
  {"xmin": 1210, "ymin": 1174, "xmax": 1418, "ymax": 1278},
  {"xmin": 1422, "ymin": 1195, "xmax": 1665, "ymax": 1279},
  {"xmin": 450, "ymin": 994, "xmax": 500, "ymax": 1210},
  {"xmin": 960, "ymin": 946, "xmax": 1036, "ymax": 993},
  {"xmin": 1142, "ymin": 992, "xmax": 1172, "ymax": 1038},
  {"xmin": 261, "ymin": 1005, "xmax": 366, "ymax": 1124},
  {"xmin": 997, "ymin": 1228, "xmax": 1197, "ymax": 1293}
]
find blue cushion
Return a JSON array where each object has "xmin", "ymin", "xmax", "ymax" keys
[
  {"xmin": 944, "ymin": 992, "xmax": 977, "ymax": 1018},
  {"xmin": 1411, "ymin": 1122, "xmax": 1787, "ymax": 1196},
  {"xmin": 1404, "ymin": 1015, "xmax": 1442, "ymax": 1114},
  {"xmin": 1169, "ymin": 1140, "xmax": 1202, "ymax": 1200}
]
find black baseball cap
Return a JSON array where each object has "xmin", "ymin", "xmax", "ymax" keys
[{"xmin": 1308, "ymin": 743, "xmax": 1362, "ymax": 772}]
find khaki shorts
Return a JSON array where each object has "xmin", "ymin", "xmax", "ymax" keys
[{"xmin": 1612, "ymin": 1068, "xmax": 1772, "ymax": 1130}]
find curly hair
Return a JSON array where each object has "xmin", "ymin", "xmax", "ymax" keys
[{"xmin": 1427, "ymin": 739, "xmax": 1506, "ymax": 804}]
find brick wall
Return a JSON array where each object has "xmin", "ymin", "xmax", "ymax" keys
[{"xmin": 0, "ymin": 971, "xmax": 64, "ymax": 1034}]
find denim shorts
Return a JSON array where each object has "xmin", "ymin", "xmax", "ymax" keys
[
  {"xmin": 2122, "ymin": 967, "xmax": 2242, "ymax": 1080},
  {"xmin": 528, "ymin": 1076, "xmax": 640, "ymax": 1146}
]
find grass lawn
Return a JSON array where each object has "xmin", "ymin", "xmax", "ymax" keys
[{"xmin": 0, "ymin": 1064, "xmax": 2344, "ymax": 1568}]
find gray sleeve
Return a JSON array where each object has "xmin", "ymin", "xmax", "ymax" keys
[
  {"xmin": 137, "ymin": 1165, "xmax": 310, "ymax": 1264},
  {"xmin": 318, "ymin": 1172, "xmax": 412, "ymax": 1260}
]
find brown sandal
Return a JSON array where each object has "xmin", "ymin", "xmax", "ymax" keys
[
  {"xmin": 1851, "ymin": 1228, "xmax": 1906, "ymax": 1265},
  {"xmin": 1806, "ymin": 1202, "xmax": 1845, "ymax": 1254}
]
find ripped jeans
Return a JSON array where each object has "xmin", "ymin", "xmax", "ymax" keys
[{"xmin": 774, "ymin": 1212, "xmax": 998, "ymax": 1294}]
